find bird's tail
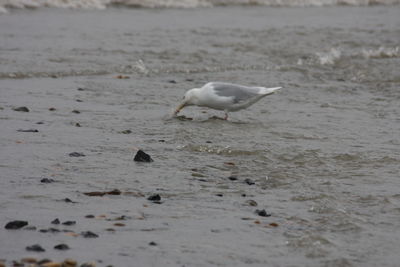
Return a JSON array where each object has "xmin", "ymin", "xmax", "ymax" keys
[{"xmin": 257, "ymin": 87, "xmax": 282, "ymax": 95}]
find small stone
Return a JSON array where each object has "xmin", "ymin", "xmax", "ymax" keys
[
  {"xmin": 134, "ymin": 150, "xmax": 153, "ymax": 162},
  {"xmin": 75, "ymin": 123, "xmax": 81, "ymax": 127},
  {"xmin": 13, "ymin": 106, "xmax": 29, "ymax": 112},
  {"xmin": 107, "ymin": 189, "xmax": 121, "ymax": 195},
  {"xmin": 49, "ymin": 107, "xmax": 56, "ymax": 111},
  {"xmin": 69, "ymin": 152, "xmax": 85, "ymax": 157},
  {"xmin": 192, "ymin": 172, "xmax": 205, "ymax": 177},
  {"xmin": 41, "ymin": 262, "xmax": 61, "ymax": 267},
  {"xmin": 269, "ymin": 222, "xmax": 279, "ymax": 227},
  {"xmin": 64, "ymin": 198, "xmax": 74, "ymax": 203},
  {"xmin": 147, "ymin": 194, "xmax": 161, "ymax": 202},
  {"xmin": 205, "ymin": 141, "xmax": 212, "ymax": 143},
  {"xmin": 85, "ymin": 215, "xmax": 95, "ymax": 218},
  {"xmin": 255, "ymin": 209, "xmax": 271, "ymax": 217},
  {"xmin": 80, "ymin": 262, "xmax": 96, "ymax": 267},
  {"xmin": 21, "ymin": 257, "xmax": 37, "ymax": 263},
  {"xmin": 215, "ymin": 193, "xmax": 223, "ymax": 197},
  {"xmin": 39, "ymin": 228, "xmax": 60, "ymax": 233},
  {"xmin": 41, "ymin": 178, "xmax": 55, "ymax": 183},
  {"xmin": 228, "ymin": 176, "xmax": 238, "ymax": 181},
  {"xmin": 168, "ymin": 80, "xmax": 177, "ymax": 84},
  {"xmin": 77, "ymin": 87, "xmax": 85, "ymax": 91},
  {"xmin": 244, "ymin": 178, "xmax": 255, "ymax": 185},
  {"xmin": 26, "ymin": 244, "xmax": 45, "ymax": 252},
  {"xmin": 119, "ymin": 130, "xmax": 132, "ymax": 134},
  {"xmin": 51, "ymin": 218, "xmax": 60, "ymax": 224},
  {"xmin": 54, "ymin": 244, "xmax": 70, "ymax": 250},
  {"xmin": 36, "ymin": 121, "xmax": 44, "ymax": 124},
  {"xmin": 72, "ymin": 110, "xmax": 80, "ymax": 114},
  {"xmin": 76, "ymin": 99, "xmax": 83, "ymax": 102},
  {"xmin": 5, "ymin": 220, "xmax": 28, "ymax": 229},
  {"xmin": 149, "ymin": 241, "xmax": 157, "ymax": 246},
  {"xmin": 245, "ymin": 200, "xmax": 258, "ymax": 207},
  {"xmin": 114, "ymin": 223, "xmax": 125, "ymax": 227},
  {"xmin": 62, "ymin": 221, "xmax": 76, "ymax": 226},
  {"xmin": 63, "ymin": 258, "xmax": 77, "ymax": 267},
  {"xmin": 17, "ymin": 129, "xmax": 39, "ymax": 132},
  {"xmin": 81, "ymin": 231, "xmax": 98, "ymax": 238}
]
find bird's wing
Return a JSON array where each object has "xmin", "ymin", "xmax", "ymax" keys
[{"xmin": 210, "ymin": 82, "xmax": 259, "ymax": 104}]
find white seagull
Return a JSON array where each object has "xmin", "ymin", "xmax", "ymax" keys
[{"xmin": 174, "ymin": 82, "xmax": 282, "ymax": 120}]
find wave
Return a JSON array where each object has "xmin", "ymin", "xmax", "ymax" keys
[{"xmin": 1, "ymin": 0, "xmax": 399, "ymax": 13}]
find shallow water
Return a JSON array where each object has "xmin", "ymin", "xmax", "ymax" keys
[{"xmin": 0, "ymin": 6, "xmax": 400, "ymax": 267}]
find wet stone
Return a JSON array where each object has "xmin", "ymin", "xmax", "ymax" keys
[
  {"xmin": 134, "ymin": 150, "xmax": 153, "ymax": 162},
  {"xmin": 62, "ymin": 221, "xmax": 76, "ymax": 226},
  {"xmin": 13, "ymin": 106, "xmax": 29, "ymax": 112},
  {"xmin": 54, "ymin": 244, "xmax": 69, "ymax": 250},
  {"xmin": 69, "ymin": 152, "xmax": 85, "ymax": 157},
  {"xmin": 51, "ymin": 218, "xmax": 60, "ymax": 224},
  {"xmin": 81, "ymin": 231, "xmax": 98, "ymax": 238},
  {"xmin": 255, "ymin": 209, "xmax": 271, "ymax": 217},
  {"xmin": 147, "ymin": 194, "xmax": 161, "ymax": 202},
  {"xmin": 41, "ymin": 178, "xmax": 55, "ymax": 183},
  {"xmin": 26, "ymin": 244, "xmax": 45, "ymax": 252},
  {"xmin": 17, "ymin": 129, "xmax": 39, "ymax": 132},
  {"xmin": 244, "ymin": 178, "xmax": 255, "ymax": 185},
  {"xmin": 5, "ymin": 220, "xmax": 28, "ymax": 229}
]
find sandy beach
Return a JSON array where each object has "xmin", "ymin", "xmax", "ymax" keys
[{"xmin": 1, "ymin": 4, "xmax": 400, "ymax": 267}]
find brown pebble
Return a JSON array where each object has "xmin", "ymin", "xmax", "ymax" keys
[
  {"xmin": 21, "ymin": 257, "xmax": 37, "ymax": 263},
  {"xmin": 41, "ymin": 262, "xmax": 61, "ymax": 267},
  {"xmin": 254, "ymin": 220, "xmax": 261, "ymax": 224},
  {"xmin": 63, "ymin": 258, "xmax": 77, "ymax": 267},
  {"xmin": 269, "ymin": 222, "xmax": 279, "ymax": 227}
]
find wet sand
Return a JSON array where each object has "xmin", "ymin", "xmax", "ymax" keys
[{"xmin": 1, "ymin": 6, "xmax": 400, "ymax": 267}]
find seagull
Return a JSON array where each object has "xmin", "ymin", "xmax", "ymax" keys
[{"xmin": 174, "ymin": 82, "xmax": 282, "ymax": 120}]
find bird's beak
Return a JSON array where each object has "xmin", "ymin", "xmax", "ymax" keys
[{"xmin": 174, "ymin": 102, "xmax": 186, "ymax": 115}]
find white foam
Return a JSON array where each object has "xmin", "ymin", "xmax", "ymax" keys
[
  {"xmin": 362, "ymin": 46, "xmax": 400, "ymax": 59},
  {"xmin": 1, "ymin": 0, "xmax": 399, "ymax": 12},
  {"xmin": 316, "ymin": 48, "xmax": 342, "ymax": 65}
]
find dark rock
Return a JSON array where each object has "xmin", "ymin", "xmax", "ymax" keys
[
  {"xmin": 244, "ymin": 178, "xmax": 255, "ymax": 185},
  {"xmin": 77, "ymin": 88, "xmax": 85, "ymax": 91},
  {"xmin": 81, "ymin": 231, "xmax": 98, "ymax": 238},
  {"xmin": 168, "ymin": 80, "xmax": 177, "ymax": 84},
  {"xmin": 107, "ymin": 189, "xmax": 121, "ymax": 195},
  {"xmin": 51, "ymin": 218, "xmax": 60, "ymax": 225},
  {"xmin": 206, "ymin": 141, "xmax": 212, "ymax": 143},
  {"xmin": 13, "ymin": 106, "xmax": 29, "ymax": 112},
  {"xmin": 216, "ymin": 193, "xmax": 223, "ymax": 197},
  {"xmin": 5, "ymin": 220, "xmax": 28, "ymax": 229},
  {"xmin": 64, "ymin": 198, "xmax": 74, "ymax": 203},
  {"xmin": 62, "ymin": 221, "xmax": 76, "ymax": 226},
  {"xmin": 54, "ymin": 244, "xmax": 70, "ymax": 250},
  {"xmin": 228, "ymin": 176, "xmax": 238, "ymax": 181},
  {"xmin": 49, "ymin": 107, "xmax": 56, "ymax": 111},
  {"xmin": 85, "ymin": 215, "xmax": 95, "ymax": 218},
  {"xmin": 83, "ymin": 189, "xmax": 121, "ymax": 197},
  {"xmin": 147, "ymin": 194, "xmax": 161, "ymax": 202},
  {"xmin": 149, "ymin": 241, "xmax": 157, "ymax": 246},
  {"xmin": 26, "ymin": 244, "xmax": 45, "ymax": 252},
  {"xmin": 17, "ymin": 129, "xmax": 38, "ymax": 132},
  {"xmin": 69, "ymin": 152, "xmax": 85, "ymax": 157},
  {"xmin": 39, "ymin": 228, "xmax": 60, "ymax": 233},
  {"xmin": 134, "ymin": 150, "xmax": 153, "ymax": 162},
  {"xmin": 76, "ymin": 99, "xmax": 83, "ymax": 102},
  {"xmin": 241, "ymin": 194, "xmax": 247, "ymax": 197},
  {"xmin": 255, "ymin": 209, "xmax": 271, "ymax": 217},
  {"xmin": 72, "ymin": 109, "xmax": 80, "ymax": 114},
  {"xmin": 186, "ymin": 78, "xmax": 194, "ymax": 82},
  {"xmin": 75, "ymin": 123, "xmax": 81, "ymax": 127},
  {"xmin": 41, "ymin": 178, "xmax": 55, "ymax": 183},
  {"xmin": 36, "ymin": 121, "xmax": 44, "ymax": 124},
  {"xmin": 158, "ymin": 139, "xmax": 165, "ymax": 142},
  {"xmin": 119, "ymin": 130, "xmax": 132, "ymax": 134},
  {"xmin": 245, "ymin": 200, "xmax": 258, "ymax": 207}
]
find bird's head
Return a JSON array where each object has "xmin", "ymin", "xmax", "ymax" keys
[{"xmin": 174, "ymin": 88, "xmax": 200, "ymax": 115}]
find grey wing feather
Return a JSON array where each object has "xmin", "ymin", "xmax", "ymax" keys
[{"xmin": 212, "ymin": 82, "xmax": 259, "ymax": 104}]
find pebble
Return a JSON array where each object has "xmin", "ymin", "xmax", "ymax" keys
[
  {"xmin": 39, "ymin": 228, "xmax": 60, "ymax": 233},
  {"xmin": 75, "ymin": 123, "xmax": 81, "ymax": 127},
  {"xmin": 228, "ymin": 176, "xmax": 238, "ymax": 181},
  {"xmin": 69, "ymin": 152, "xmax": 85, "ymax": 157},
  {"xmin": 63, "ymin": 258, "xmax": 77, "ymax": 267},
  {"xmin": 62, "ymin": 221, "xmax": 76, "ymax": 226},
  {"xmin": 80, "ymin": 262, "xmax": 96, "ymax": 267},
  {"xmin": 168, "ymin": 79, "xmax": 177, "ymax": 84},
  {"xmin": 72, "ymin": 110, "xmax": 80, "ymax": 114},
  {"xmin": 13, "ymin": 106, "xmax": 29, "ymax": 112},
  {"xmin": 41, "ymin": 178, "xmax": 55, "ymax": 183},
  {"xmin": 42, "ymin": 262, "xmax": 61, "ymax": 267},
  {"xmin": 134, "ymin": 150, "xmax": 153, "ymax": 162},
  {"xmin": 147, "ymin": 194, "xmax": 161, "ymax": 202},
  {"xmin": 26, "ymin": 244, "xmax": 45, "ymax": 252},
  {"xmin": 149, "ymin": 241, "xmax": 157, "ymax": 246},
  {"xmin": 255, "ymin": 209, "xmax": 271, "ymax": 217},
  {"xmin": 85, "ymin": 215, "xmax": 95, "ymax": 218},
  {"xmin": 81, "ymin": 231, "xmax": 98, "ymax": 238},
  {"xmin": 5, "ymin": 220, "xmax": 28, "ymax": 229},
  {"xmin": 244, "ymin": 178, "xmax": 255, "ymax": 185},
  {"xmin": 215, "ymin": 193, "xmax": 223, "ymax": 197},
  {"xmin": 17, "ymin": 129, "xmax": 39, "ymax": 132},
  {"xmin": 245, "ymin": 200, "xmax": 258, "ymax": 207},
  {"xmin": 54, "ymin": 244, "xmax": 70, "ymax": 250},
  {"xmin": 51, "ymin": 218, "xmax": 60, "ymax": 224},
  {"xmin": 119, "ymin": 130, "xmax": 132, "ymax": 134},
  {"xmin": 49, "ymin": 107, "xmax": 56, "ymax": 111}
]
